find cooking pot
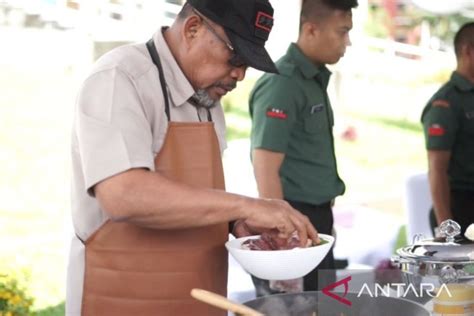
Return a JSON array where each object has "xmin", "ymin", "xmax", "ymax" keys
[
  {"xmin": 392, "ymin": 219, "xmax": 474, "ymax": 287},
  {"xmin": 243, "ymin": 291, "xmax": 430, "ymax": 316}
]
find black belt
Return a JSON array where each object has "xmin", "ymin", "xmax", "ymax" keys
[{"xmin": 286, "ymin": 199, "xmax": 332, "ymax": 211}]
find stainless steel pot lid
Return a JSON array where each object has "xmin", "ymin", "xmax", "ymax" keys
[{"xmin": 397, "ymin": 220, "xmax": 474, "ymax": 263}]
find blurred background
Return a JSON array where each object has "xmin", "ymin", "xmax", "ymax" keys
[{"xmin": 0, "ymin": 0, "xmax": 473, "ymax": 314}]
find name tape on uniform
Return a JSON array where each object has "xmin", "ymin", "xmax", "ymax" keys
[
  {"xmin": 266, "ymin": 107, "xmax": 287, "ymax": 120},
  {"xmin": 428, "ymin": 124, "xmax": 446, "ymax": 136}
]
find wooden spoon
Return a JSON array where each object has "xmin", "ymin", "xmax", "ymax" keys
[{"xmin": 190, "ymin": 288, "xmax": 264, "ymax": 316}]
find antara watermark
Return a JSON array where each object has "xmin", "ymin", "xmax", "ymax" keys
[{"xmin": 357, "ymin": 283, "xmax": 452, "ymax": 298}]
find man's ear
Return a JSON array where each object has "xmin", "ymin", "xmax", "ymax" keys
[
  {"xmin": 466, "ymin": 44, "xmax": 474, "ymax": 58},
  {"xmin": 183, "ymin": 15, "xmax": 201, "ymax": 46},
  {"xmin": 302, "ymin": 21, "xmax": 319, "ymax": 40}
]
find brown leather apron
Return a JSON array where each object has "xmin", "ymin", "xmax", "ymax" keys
[{"xmin": 80, "ymin": 39, "xmax": 228, "ymax": 316}]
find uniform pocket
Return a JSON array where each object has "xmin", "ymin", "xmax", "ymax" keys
[{"xmin": 304, "ymin": 115, "xmax": 325, "ymax": 134}]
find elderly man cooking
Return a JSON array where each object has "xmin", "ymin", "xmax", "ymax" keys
[{"xmin": 66, "ymin": 0, "xmax": 319, "ymax": 315}]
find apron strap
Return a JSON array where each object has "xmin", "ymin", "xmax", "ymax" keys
[
  {"xmin": 197, "ymin": 108, "xmax": 213, "ymax": 122},
  {"xmin": 146, "ymin": 38, "xmax": 214, "ymax": 123},
  {"xmin": 207, "ymin": 108, "xmax": 212, "ymax": 122},
  {"xmin": 189, "ymin": 97, "xmax": 214, "ymax": 122},
  {"xmin": 146, "ymin": 38, "xmax": 171, "ymax": 121}
]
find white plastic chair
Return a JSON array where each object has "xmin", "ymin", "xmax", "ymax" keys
[{"xmin": 403, "ymin": 172, "xmax": 433, "ymax": 242}]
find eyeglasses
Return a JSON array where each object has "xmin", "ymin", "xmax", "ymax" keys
[{"xmin": 192, "ymin": 9, "xmax": 247, "ymax": 68}]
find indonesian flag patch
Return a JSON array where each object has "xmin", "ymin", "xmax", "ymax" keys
[
  {"xmin": 428, "ymin": 124, "xmax": 445, "ymax": 136},
  {"xmin": 266, "ymin": 107, "xmax": 287, "ymax": 120}
]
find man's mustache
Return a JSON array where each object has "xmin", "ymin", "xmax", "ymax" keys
[{"xmin": 214, "ymin": 81, "xmax": 237, "ymax": 91}]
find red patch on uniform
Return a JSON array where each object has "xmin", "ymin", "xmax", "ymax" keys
[
  {"xmin": 266, "ymin": 107, "xmax": 287, "ymax": 120},
  {"xmin": 432, "ymin": 99, "xmax": 450, "ymax": 108},
  {"xmin": 428, "ymin": 125, "xmax": 445, "ymax": 136}
]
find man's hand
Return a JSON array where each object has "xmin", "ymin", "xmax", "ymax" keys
[
  {"xmin": 237, "ymin": 198, "xmax": 319, "ymax": 247},
  {"xmin": 232, "ymin": 219, "xmax": 257, "ymax": 237}
]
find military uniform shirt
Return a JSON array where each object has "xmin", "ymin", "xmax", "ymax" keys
[
  {"xmin": 421, "ymin": 71, "xmax": 474, "ymax": 191},
  {"xmin": 249, "ymin": 43, "xmax": 345, "ymax": 205}
]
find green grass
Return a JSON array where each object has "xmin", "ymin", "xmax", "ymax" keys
[
  {"xmin": 362, "ymin": 115, "xmax": 423, "ymax": 133},
  {"xmin": 34, "ymin": 302, "xmax": 65, "ymax": 316}
]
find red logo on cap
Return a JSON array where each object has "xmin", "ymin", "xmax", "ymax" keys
[{"xmin": 255, "ymin": 11, "xmax": 273, "ymax": 32}]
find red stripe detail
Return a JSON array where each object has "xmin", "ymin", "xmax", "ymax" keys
[
  {"xmin": 428, "ymin": 126, "xmax": 445, "ymax": 136},
  {"xmin": 432, "ymin": 100, "xmax": 450, "ymax": 108},
  {"xmin": 266, "ymin": 111, "xmax": 287, "ymax": 119}
]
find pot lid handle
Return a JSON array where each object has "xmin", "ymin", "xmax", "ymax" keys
[{"xmin": 439, "ymin": 219, "xmax": 461, "ymax": 243}]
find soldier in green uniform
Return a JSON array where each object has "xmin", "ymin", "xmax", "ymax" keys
[
  {"xmin": 249, "ymin": 0, "xmax": 358, "ymax": 294},
  {"xmin": 421, "ymin": 22, "xmax": 474, "ymax": 236}
]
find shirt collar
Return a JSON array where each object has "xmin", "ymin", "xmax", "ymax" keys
[
  {"xmin": 451, "ymin": 71, "xmax": 474, "ymax": 92},
  {"xmin": 152, "ymin": 27, "xmax": 195, "ymax": 107},
  {"xmin": 287, "ymin": 43, "xmax": 331, "ymax": 88}
]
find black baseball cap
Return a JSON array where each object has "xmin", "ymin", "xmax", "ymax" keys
[{"xmin": 187, "ymin": 0, "xmax": 278, "ymax": 74}]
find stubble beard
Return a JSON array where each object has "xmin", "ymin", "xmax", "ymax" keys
[{"xmin": 190, "ymin": 89, "xmax": 218, "ymax": 109}]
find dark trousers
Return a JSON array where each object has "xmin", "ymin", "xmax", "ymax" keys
[
  {"xmin": 252, "ymin": 199, "xmax": 336, "ymax": 296},
  {"xmin": 429, "ymin": 189, "xmax": 474, "ymax": 236}
]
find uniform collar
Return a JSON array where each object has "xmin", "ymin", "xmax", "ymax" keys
[
  {"xmin": 152, "ymin": 27, "xmax": 195, "ymax": 107},
  {"xmin": 287, "ymin": 43, "xmax": 331, "ymax": 88},
  {"xmin": 451, "ymin": 71, "xmax": 474, "ymax": 92}
]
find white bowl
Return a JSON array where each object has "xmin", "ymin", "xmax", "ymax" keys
[{"xmin": 225, "ymin": 234, "xmax": 334, "ymax": 280}]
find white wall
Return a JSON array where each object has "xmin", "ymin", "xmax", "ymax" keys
[{"xmin": 266, "ymin": 0, "xmax": 302, "ymax": 61}]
